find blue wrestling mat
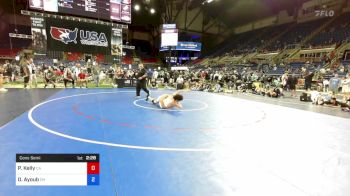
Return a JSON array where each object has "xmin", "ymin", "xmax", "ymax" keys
[{"xmin": 1, "ymin": 89, "xmax": 349, "ymax": 196}]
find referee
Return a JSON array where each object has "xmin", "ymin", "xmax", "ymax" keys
[{"xmin": 135, "ymin": 63, "xmax": 150, "ymax": 99}]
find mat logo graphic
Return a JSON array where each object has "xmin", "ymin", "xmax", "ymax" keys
[{"xmin": 50, "ymin": 27, "xmax": 78, "ymax": 44}]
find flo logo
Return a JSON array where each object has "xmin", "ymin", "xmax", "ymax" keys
[
  {"xmin": 50, "ymin": 27, "xmax": 78, "ymax": 44},
  {"xmin": 315, "ymin": 10, "xmax": 335, "ymax": 17}
]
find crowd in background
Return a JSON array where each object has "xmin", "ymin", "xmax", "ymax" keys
[{"xmin": 1, "ymin": 58, "xmax": 350, "ymax": 112}]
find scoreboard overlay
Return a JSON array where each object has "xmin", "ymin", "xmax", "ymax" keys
[{"xmin": 16, "ymin": 154, "xmax": 99, "ymax": 186}]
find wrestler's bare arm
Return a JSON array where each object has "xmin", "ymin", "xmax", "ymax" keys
[{"xmin": 174, "ymin": 101, "xmax": 182, "ymax": 109}]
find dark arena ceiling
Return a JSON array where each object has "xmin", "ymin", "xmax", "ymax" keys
[
  {"xmin": 189, "ymin": 0, "xmax": 308, "ymax": 26},
  {"xmin": 1, "ymin": 0, "xmax": 310, "ymax": 28},
  {"xmin": 131, "ymin": 0, "xmax": 309, "ymax": 27}
]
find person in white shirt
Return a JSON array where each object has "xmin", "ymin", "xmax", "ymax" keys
[
  {"xmin": 153, "ymin": 69, "xmax": 158, "ymax": 79},
  {"xmin": 323, "ymin": 78, "xmax": 329, "ymax": 92},
  {"xmin": 71, "ymin": 63, "xmax": 81, "ymax": 81},
  {"xmin": 281, "ymin": 72, "xmax": 288, "ymax": 89},
  {"xmin": 342, "ymin": 74, "xmax": 350, "ymax": 100},
  {"xmin": 176, "ymin": 75, "xmax": 184, "ymax": 90},
  {"xmin": 28, "ymin": 58, "xmax": 37, "ymax": 88}
]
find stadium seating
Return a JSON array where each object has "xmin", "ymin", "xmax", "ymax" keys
[
  {"xmin": 265, "ymin": 19, "xmax": 329, "ymax": 51},
  {"xmin": 307, "ymin": 12, "xmax": 350, "ymax": 47}
]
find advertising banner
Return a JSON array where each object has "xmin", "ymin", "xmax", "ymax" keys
[
  {"xmin": 111, "ymin": 27, "xmax": 123, "ymax": 56},
  {"xmin": 45, "ymin": 17, "xmax": 111, "ymax": 54},
  {"xmin": 31, "ymin": 16, "xmax": 47, "ymax": 52},
  {"xmin": 160, "ymin": 42, "xmax": 202, "ymax": 52}
]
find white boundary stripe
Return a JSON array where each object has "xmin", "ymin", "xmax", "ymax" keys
[
  {"xmin": 28, "ymin": 91, "xmax": 214, "ymax": 152},
  {"xmin": 133, "ymin": 99, "xmax": 208, "ymax": 112},
  {"xmin": 0, "ymin": 121, "xmax": 14, "ymax": 131}
]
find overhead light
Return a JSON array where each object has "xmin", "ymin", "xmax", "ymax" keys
[
  {"xmin": 202, "ymin": 0, "xmax": 214, "ymax": 4},
  {"xmin": 134, "ymin": 4, "xmax": 140, "ymax": 11},
  {"xmin": 150, "ymin": 8, "xmax": 155, "ymax": 14}
]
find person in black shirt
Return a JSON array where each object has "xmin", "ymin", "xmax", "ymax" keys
[
  {"xmin": 287, "ymin": 73, "xmax": 298, "ymax": 97},
  {"xmin": 135, "ymin": 64, "xmax": 150, "ymax": 98},
  {"xmin": 304, "ymin": 71, "xmax": 314, "ymax": 91}
]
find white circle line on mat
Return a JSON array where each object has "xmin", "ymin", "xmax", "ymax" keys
[{"xmin": 28, "ymin": 91, "xmax": 214, "ymax": 152}]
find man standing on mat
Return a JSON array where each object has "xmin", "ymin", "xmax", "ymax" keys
[{"xmin": 135, "ymin": 63, "xmax": 150, "ymax": 98}]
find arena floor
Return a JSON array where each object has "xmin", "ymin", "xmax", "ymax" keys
[{"xmin": 0, "ymin": 89, "xmax": 349, "ymax": 196}]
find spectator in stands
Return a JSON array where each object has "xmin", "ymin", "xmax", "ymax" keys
[
  {"xmin": 342, "ymin": 74, "xmax": 350, "ymax": 100},
  {"xmin": 213, "ymin": 71, "xmax": 220, "ymax": 81},
  {"xmin": 200, "ymin": 71, "xmax": 206, "ymax": 81},
  {"xmin": 86, "ymin": 62, "xmax": 92, "ymax": 75},
  {"xmin": 168, "ymin": 77, "xmax": 175, "ymax": 88},
  {"xmin": 266, "ymin": 87, "xmax": 281, "ymax": 98},
  {"xmin": 28, "ymin": 58, "xmax": 38, "ymax": 88},
  {"xmin": 43, "ymin": 66, "xmax": 56, "ymax": 88},
  {"xmin": 273, "ymin": 77, "xmax": 281, "ymax": 88},
  {"xmin": 92, "ymin": 63, "xmax": 100, "ymax": 87},
  {"xmin": 150, "ymin": 78, "xmax": 157, "ymax": 89},
  {"xmin": 203, "ymin": 83, "xmax": 212, "ymax": 92},
  {"xmin": 153, "ymin": 69, "xmax": 158, "ymax": 80},
  {"xmin": 304, "ymin": 70, "xmax": 314, "ymax": 91},
  {"xmin": 176, "ymin": 75, "xmax": 184, "ymax": 90},
  {"xmin": 23, "ymin": 60, "xmax": 31, "ymax": 89},
  {"xmin": 106, "ymin": 66, "xmax": 115, "ymax": 86},
  {"xmin": 77, "ymin": 68, "xmax": 88, "ymax": 88},
  {"xmin": 99, "ymin": 69, "xmax": 107, "ymax": 85},
  {"xmin": 147, "ymin": 68, "xmax": 153, "ymax": 85},
  {"xmin": 329, "ymin": 74, "xmax": 341, "ymax": 94},
  {"xmin": 115, "ymin": 67, "xmax": 124, "ymax": 79},
  {"xmin": 288, "ymin": 73, "xmax": 298, "ymax": 97},
  {"xmin": 163, "ymin": 71, "xmax": 170, "ymax": 88},
  {"xmin": 3, "ymin": 60, "xmax": 11, "ymax": 83},
  {"xmin": 63, "ymin": 66, "xmax": 75, "ymax": 88},
  {"xmin": 8, "ymin": 63, "xmax": 15, "ymax": 82},
  {"xmin": 58, "ymin": 63, "xmax": 65, "ymax": 72},
  {"xmin": 214, "ymin": 81, "xmax": 223, "ymax": 93},
  {"xmin": 227, "ymin": 80, "xmax": 234, "ymax": 91},
  {"xmin": 0, "ymin": 63, "xmax": 7, "ymax": 92},
  {"xmin": 281, "ymin": 72, "xmax": 288, "ymax": 90},
  {"xmin": 72, "ymin": 63, "xmax": 81, "ymax": 82},
  {"xmin": 323, "ymin": 78, "xmax": 329, "ymax": 92}
]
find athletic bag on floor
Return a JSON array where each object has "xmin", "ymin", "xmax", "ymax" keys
[{"xmin": 300, "ymin": 92, "xmax": 311, "ymax": 102}]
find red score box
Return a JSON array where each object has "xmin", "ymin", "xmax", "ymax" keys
[{"xmin": 87, "ymin": 162, "xmax": 100, "ymax": 174}]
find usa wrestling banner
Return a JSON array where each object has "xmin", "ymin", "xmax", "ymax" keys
[{"xmin": 45, "ymin": 17, "xmax": 111, "ymax": 54}]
